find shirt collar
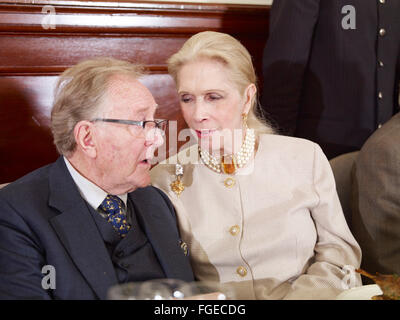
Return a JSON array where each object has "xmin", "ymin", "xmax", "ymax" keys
[{"xmin": 64, "ymin": 157, "xmax": 128, "ymax": 210}]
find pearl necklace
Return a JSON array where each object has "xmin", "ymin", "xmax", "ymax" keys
[{"xmin": 198, "ymin": 128, "xmax": 256, "ymax": 174}]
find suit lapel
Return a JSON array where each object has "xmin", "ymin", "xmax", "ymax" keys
[
  {"xmin": 129, "ymin": 190, "xmax": 193, "ymax": 281},
  {"xmin": 48, "ymin": 157, "xmax": 118, "ymax": 299}
]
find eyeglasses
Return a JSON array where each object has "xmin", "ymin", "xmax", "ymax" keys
[{"xmin": 91, "ymin": 118, "xmax": 168, "ymax": 136}]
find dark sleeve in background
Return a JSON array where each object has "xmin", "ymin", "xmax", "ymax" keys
[{"xmin": 261, "ymin": 0, "xmax": 320, "ymax": 135}]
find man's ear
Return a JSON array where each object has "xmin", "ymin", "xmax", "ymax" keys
[
  {"xmin": 243, "ymin": 83, "xmax": 257, "ymax": 115},
  {"xmin": 73, "ymin": 121, "xmax": 97, "ymax": 158}
]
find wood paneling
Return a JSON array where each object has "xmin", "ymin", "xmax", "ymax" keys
[
  {"xmin": 0, "ymin": 36, "xmax": 188, "ymax": 74},
  {"xmin": 0, "ymin": 0, "xmax": 270, "ymax": 182}
]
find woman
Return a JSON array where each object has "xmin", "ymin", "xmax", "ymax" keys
[{"xmin": 150, "ymin": 31, "xmax": 361, "ymax": 299}]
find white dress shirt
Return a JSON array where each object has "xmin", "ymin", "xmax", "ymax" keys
[{"xmin": 63, "ymin": 157, "xmax": 127, "ymax": 211}]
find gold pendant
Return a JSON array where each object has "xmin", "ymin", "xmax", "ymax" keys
[
  {"xmin": 170, "ymin": 164, "xmax": 185, "ymax": 196},
  {"xmin": 221, "ymin": 155, "xmax": 236, "ymax": 175},
  {"xmin": 170, "ymin": 177, "xmax": 185, "ymax": 196}
]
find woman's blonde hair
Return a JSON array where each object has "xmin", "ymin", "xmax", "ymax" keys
[
  {"xmin": 167, "ymin": 31, "xmax": 274, "ymax": 135},
  {"xmin": 51, "ymin": 57, "xmax": 145, "ymax": 156}
]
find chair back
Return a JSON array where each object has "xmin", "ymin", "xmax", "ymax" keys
[{"xmin": 329, "ymin": 151, "xmax": 359, "ymax": 230}]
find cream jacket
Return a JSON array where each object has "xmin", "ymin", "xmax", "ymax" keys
[{"xmin": 150, "ymin": 134, "xmax": 362, "ymax": 299}]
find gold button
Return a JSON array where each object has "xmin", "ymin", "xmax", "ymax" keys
[
  {"xmin": 236, "ymin": 266, "xmax": 247, "ymax": 277},
  {"xmin": 378, "ymin": 91, "xmax": 383, "ymax": 99},
  {"xmin": 224, "ymin": 177, "xmax": 236, "ymax": 188},
  {"xmin": 379, "ymin": 60, "xmax": 384, "ymax": 67},
  {"xmin": 229, "ymin": 225, "xmax": 240, "ymax": 236},
  {"xmin": 379, "ymin": 28, "xmax": 386, "ymax": 37}
]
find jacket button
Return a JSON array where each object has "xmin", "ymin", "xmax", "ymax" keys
[
  {"xmin": 378, "ymin": 60, "xmax": 384, "ymax": 67},
  {"xmin": 378, "ymin": 92, "xmax": 383, "ymax": 99},
  {"xmin": 379, "ymin": 28, "xmax": 386, "ymax": 37},
  {"xmin": 236, "ymin": 266, "xmax": 247, "ymax": 277},
  {"xmin": 229, "ymin": 225, "xmax": 240, "ymax": 236},
  {"xmin": 224, "ymin": 177, "xmax": 236, "ymax": 188},
  {"xmin": 379, "ymin": 0, "xmax": 385, "ymax": 4}
]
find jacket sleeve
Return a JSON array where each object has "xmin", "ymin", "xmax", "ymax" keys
[
  {"xmin": 283, "ymin": 144, "xmax": 362, "ymax": 299},
  {"xmin": 352, "ymin": 124, "xmax": 400, "ymax": 276},
  {"xmin": 261, "ymin": 0, "xmax": 320, "ymax": 135},
  {"xmin": 0, "ymin": 196, "xmax": 52, "ymax": 300}
]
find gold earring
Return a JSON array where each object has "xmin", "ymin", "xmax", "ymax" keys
[{"xmin": 242, "ymin": 113, "xmax": 248, "ymax": 129}]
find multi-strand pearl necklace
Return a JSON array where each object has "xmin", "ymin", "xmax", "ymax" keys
[{"xmin": 198, "ymin": 128, "xmax": 256, "ymax": 174}]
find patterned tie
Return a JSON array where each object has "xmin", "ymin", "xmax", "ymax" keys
[{"xmin": 98, "ymin": 195, "xmax": 131, "ymax": 238}]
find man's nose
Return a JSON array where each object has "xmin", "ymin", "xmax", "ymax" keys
[{"xmin": 144, "ymin": 128, "xmax": 165, "ymax": 148}]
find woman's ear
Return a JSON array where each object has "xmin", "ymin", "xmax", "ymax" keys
[
  {"xmin": 243, "ymin": 83, "xmax": 257, "ymax": 115},
  {"xmin": 73, "ymin": 120, "xmax": 97, "ymax": 158}
]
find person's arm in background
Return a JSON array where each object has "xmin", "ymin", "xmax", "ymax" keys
[
  {"xmin": 261, "ymin": 0, "xmax": 320, "ymax": 135},
  {"xmin": 352, "ymin": 115, "xmax": 400, "ymax": 278}
]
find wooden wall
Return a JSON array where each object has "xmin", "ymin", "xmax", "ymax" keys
[{"xmin": 0, "ymin": 0, "xmax": 270, "ymax": 182}]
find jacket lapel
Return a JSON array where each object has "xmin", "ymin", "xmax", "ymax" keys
[
  {"xmin": 129, "ymin": 189, "xmax": 194, "ymax": 282},
  {"xmin": 47, "ymin": 157, "xmax": 118, "ymax": 299}
]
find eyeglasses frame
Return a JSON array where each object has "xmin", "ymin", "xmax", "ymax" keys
[{"xmin": 91, "ymin": 118, "xmax": 168, "ymax": 134}]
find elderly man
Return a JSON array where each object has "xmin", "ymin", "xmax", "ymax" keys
[{"xmin": 0, "ymin": 58, "xmax": 194, "ymax": 299}]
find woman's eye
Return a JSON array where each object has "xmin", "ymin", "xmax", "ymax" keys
[
  {"xmin": 207, "ymin": 94, "xmax": 222, "ymax": 101},
  {"xmin": 180, "ymin": 95, "xmax": 192, "ymax": 103}
]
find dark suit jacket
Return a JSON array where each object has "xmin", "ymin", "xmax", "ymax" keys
[
  {"xmin": 0, "ymin": 157, "xmax": 194, "ymax": 299},
  {"xmin": 262, "ymin": 0, "xmax": 400, "ymax": 159},
  {"xmin": 352, "ymin": 113, "xmax": 400, "ymax": 279}
]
